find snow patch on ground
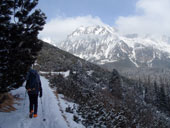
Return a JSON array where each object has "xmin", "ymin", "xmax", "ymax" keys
[
  {"xmin": 57, "ymin": 94, "xmax": 85, "ymax": 128},
  {"xmin": 98, "ymin": 59, "xmax": 117, "ymax": 65},
  {"xmin": 39, "ymin": 70, "xmax": 70, "ymax": 78},
  {"xmin": 86, "ymin": 70, "xmax": 94, "ymax": 76}
]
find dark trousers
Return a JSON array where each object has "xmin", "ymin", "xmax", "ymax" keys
[{"xmin": 28, "ymin": 94, "xmax": 38, "ymax": 114}]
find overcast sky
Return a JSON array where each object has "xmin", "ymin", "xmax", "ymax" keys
[{"xmin": 38, "ymin": 0, "xmax": 170, "ymax": 43}]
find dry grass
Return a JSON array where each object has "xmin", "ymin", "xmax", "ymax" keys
[{"xmin": 0, "ymin": 93, "xmax": 21, "ymax": 112}]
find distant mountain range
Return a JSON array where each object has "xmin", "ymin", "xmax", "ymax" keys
[{"xmin": 53, "ymin": 26, "xmax": 170, "ymax": 71}]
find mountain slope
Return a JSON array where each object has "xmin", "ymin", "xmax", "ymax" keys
[
  {"xmin": 57, "ymin": 26, "xmax": 170, "ymax": 71},
  {"xmin": 34, "ymin": 42, "xmax": 170, "ymax": 127},
  {"xmin": 35, "ymin": 41, "xmax": 110, "ymax": 79}
]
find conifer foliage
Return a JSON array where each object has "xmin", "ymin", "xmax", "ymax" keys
[{"xmin": 0, "ymin": 0, "xmax": 46, "ymax": 92}]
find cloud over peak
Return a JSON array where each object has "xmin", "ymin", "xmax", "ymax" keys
[
  {"xmin": 40, "ymin": 15, "xmax": 106, "ymax": 43},
  {"xmin": 115, "ymin": 0, "xmax": 170, "ymax": 35}
]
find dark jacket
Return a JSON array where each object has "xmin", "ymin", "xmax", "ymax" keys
[{"xmin": 26, "ymin": 69, "xmax": 42, "ymax": 96}]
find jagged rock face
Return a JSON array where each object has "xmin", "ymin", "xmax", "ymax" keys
[{"xmin": 58, "ymin": 26, "xmax": 170, "ymax": 70}]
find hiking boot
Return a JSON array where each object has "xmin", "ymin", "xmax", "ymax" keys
[
  {"xmin": 33, "ymin": 114, "xmax": 37, "ymax": 118},
  {"xmin": 29, "ymin": 110, "xmax": 34, "ymax": 118}
]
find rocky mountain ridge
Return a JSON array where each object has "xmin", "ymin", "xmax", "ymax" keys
[{"xmin": 57, "ymin": 26, "xmax": 170, "ymax": 71}]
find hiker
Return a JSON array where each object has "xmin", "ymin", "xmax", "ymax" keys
[{"xmin": 25, "ymin": 68, "xmax": 42, "ymax": 118}]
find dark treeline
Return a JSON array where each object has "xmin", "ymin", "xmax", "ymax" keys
[{"xmin": 121, "ymin": 67, "xmax": 170, "ymax": 117}]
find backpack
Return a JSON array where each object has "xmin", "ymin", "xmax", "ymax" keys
[{"xmin": 26, "ymin": 69, "xmax": 40, "ymax": 94}]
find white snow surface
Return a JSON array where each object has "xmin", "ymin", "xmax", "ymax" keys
[
  {"xmin": 39, "ymin": 70, "xmax": 70, "ymax": 78},
  {"xmin": 0, "ymin": 76, "xmax": 84, "ymax": 128},
  {"xmin": 86, "ymin": 70, "xmax": 94, "ymax": 76}
]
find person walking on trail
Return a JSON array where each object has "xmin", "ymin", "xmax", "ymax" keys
[{"xmin": 26, "ymin": 68, "xmax": 42, "ymax": 118}]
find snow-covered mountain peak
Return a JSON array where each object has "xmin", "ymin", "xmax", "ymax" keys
[
  {"xmin": 68, "ymin": 25, "xmax": 117, "ymax": 38},
  {"xmin": 58, "ymin": 25, "xmax": 170, "ymax": 69}
]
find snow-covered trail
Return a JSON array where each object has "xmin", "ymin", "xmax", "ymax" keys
[{"xmin": 0, "ymin": 76, "xmax": 83, "ymax": 128}]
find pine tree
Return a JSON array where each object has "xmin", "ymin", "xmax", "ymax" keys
[
  {"xmin": 154, "ymin": 81, "xmax": 159, "ymax": 106},
  {"xmin": 0, "ymin": 0, "xmax": 46, "ymax": 92},
  {"xmin": 109, "ymin": 69, "xmax": 122, "ymax": 99},
  {"xmin": 159, "ymin": 85, "xmax": 167, "ymax": 111}
]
